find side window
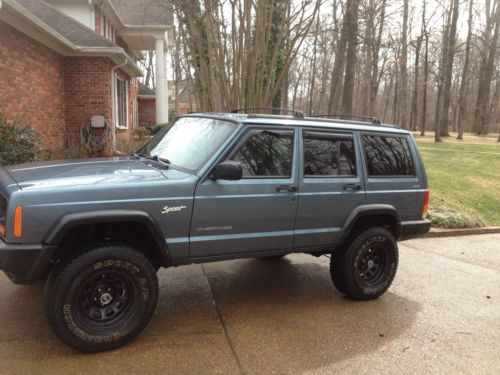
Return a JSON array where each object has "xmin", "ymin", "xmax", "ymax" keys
[
  {"xmin": 232, "ymin": 130, "xmax": 294, "ymax": 177},
  {"xmin": 303, "ymin": 132, "xmax": 356, "ymax": 177},
  {"xmin": 362, "ymin": 135, "xmax": 415, "ymax": 176}
]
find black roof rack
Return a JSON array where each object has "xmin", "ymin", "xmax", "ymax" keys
[
  {"xmin": 309, "ymin": 114, "xmax": 381, "ymax": 125},
  {"xmin": 231, "ymin": 107, "xmax": 304, "ymax": 119}
]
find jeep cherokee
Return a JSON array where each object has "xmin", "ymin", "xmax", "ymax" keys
[{"xmin": 0, "ymin": 111, "xmax": 431, "ymax": 352}]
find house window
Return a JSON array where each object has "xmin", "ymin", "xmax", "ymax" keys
[
  {"xmin": 115, "ymin": 77, "xmax": 128, "ymax": 129},
  {"xmin": 100, "ymin": 15, "xmax": 115, "ymax": 41},
  {"xmin": 133, "ymin": 98, "xmax": 138, "ymax": 128}
]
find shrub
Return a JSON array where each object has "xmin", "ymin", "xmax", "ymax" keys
[
  {"xmin": 428, "ymin": 207, "xmax": 486, "ymax": 228},
  {"xmin": 0, "ymin": 115, "xmax": 40, "ymax": 166}
]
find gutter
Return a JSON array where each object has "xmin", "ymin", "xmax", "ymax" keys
[{"xmin": 110, "ymin": 58, "xmax": 129, "ymax": 153}]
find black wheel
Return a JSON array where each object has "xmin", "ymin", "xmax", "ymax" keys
[
  {"xmin": 44, "ymin": 245, "xmax": 159, "ymax": 352},
  {"xmin": 330, "ymin": 227, "xmax": 398, "ymax": 300}
]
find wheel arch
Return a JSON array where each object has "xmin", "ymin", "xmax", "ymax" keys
[
  {"xmin": 335, "ymin": 204, "xmax": 402, "ymax": 249},
  {"xmin": 41, "ymin": 210, "xmax": 170, "ymax": 269}
]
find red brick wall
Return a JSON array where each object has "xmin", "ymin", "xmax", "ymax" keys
[
  {"xmin": 138, "ymin": 98, "xmax": 156, "ymax": 126},
  {"xmin": 1, "ymin": 21, "xmax": 136, "ymax": 151},
  {"xmin": 0, "ymin": 22, "xmax": 66, "ymax": 149},
  {"xmin": 63, "ymin": 57, "xmax": 113, "ymax": 143}
]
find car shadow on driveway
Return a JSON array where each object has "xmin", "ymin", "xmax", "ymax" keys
[
  {"xmin": 189, "ymin": 255, "xmax": 421, "ymax": 374},
  {"xmin": 0, "ymin": 255, "xmax": 421, "ymax": 374}
]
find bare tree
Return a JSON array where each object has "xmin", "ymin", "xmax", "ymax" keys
[
  {"xmin": 399, "ymin": 0, "xmax": 409, "ymax": 129},
  {"xmin": 341, "ymin": 0, "xmax": 360, "ymax": 114},
  {"xmin": 457, "ymin": 0, "xmax": 475, "ymax": 140},
  {"xmin": 474, "ymin": 0, "xmax": 500, "ymax": 134}
]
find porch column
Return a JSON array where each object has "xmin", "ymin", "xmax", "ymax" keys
[{"xmin": 155, "ymin": 37, "xmax": 168, "ymax": 124}]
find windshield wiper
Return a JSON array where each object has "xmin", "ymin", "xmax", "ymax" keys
[{"xmin": 133, "ymin": 153, "xmax": 171, "ymax": 167}]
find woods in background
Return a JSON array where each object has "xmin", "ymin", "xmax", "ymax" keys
[{"xmin": 157, "ymin": 0, "xmax": 500, "ymax": 140}]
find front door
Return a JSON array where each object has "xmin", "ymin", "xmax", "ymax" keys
[
  {"xmin": 189, "ymin": 126, "xmax": 299, "ymax": 259},
  {"xmin": 294, "ymin": 129, "xmax": 366, "ymax": 248}
]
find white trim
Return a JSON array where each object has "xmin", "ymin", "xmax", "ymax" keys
[
  {"xmin": 114, "ymin": 75, "xmax": 129, "ymax": 130},
  {"xmin": 155, "ymin": 37, "xmax": 168, "ymax": 124}
]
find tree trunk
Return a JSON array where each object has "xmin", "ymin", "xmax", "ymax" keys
[
  {"xmin": 474, "ymin": 1, "xmax": 500, "ymax": 135},
  {"xmin": 308, "ymin": 12, "xmax": 320, "ymax": 115},
  {"xmin": 328, "ymin": 0, "xmax": 353, "ymax": 113},
  {"xmin": 457, "ymin": 0, "xmax": 474, "ymax": 140},
  {"xmin": 341, "ymin": 0, "xmax": 360, "ymax": 114},
  {"xmin": 421, "ymin": 31, "xmax": 429, "ymax": 136},
  {"xmin": 410, "ymin": 37, "xmax": 422, "ymax": 132},
  {"xmin": 369, "ymin": 0, "xmax": 386, "ymax": 115},
  {"xmin": 399, "ymin": 0, "xmax": 409, "ymax": 129},
  {"xmin": 440, "ymin": 0, "xmax": 460, "ymax": 137}
]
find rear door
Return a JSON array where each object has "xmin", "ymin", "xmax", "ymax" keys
[
  {"xmin": 360, "ymin": 132, "xmax": 425, "ymax": 221},
  {"xmin": 189, "ymin": 125, "xmax": 299, "ymax": 258},
  {"xmin": 294, "ymin": 129, "xmax": 365, "ymax": 248}
]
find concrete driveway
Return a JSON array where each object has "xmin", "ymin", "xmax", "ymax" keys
[{"xmin": 0, "ymin": 234, "xmax": 499, "ymax": 374}]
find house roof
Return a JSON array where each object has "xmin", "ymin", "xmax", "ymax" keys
[
  {"xmin": 138, "ymin": 82, "xmax": 156, "ymax": 97},
  {"xmin": 16, "ymin": 0, "xmax": 119, "ymax": 49},
  {"xmin": 110, "ymin": 0, "xmax": 173, "ymax": 27},
  {"xmin": 2, "ymin": 0, "xmax": 142, "ymax": 76}
]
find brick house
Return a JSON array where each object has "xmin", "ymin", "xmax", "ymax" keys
[
  {"xmin": 0, "ymin": 0, "xmax": 172, "ymax": 151},
  {"xmin": 138, "ymin": 80, "xmax": 197, "ymax": 126}
]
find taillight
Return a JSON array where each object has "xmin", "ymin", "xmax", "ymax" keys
[
  {"xmin": 14, "ymin": 206, "xmax": 23, "ymax": 238},
  {"xmin": 423, "ymin": 190, "xmax": 430, "ymax": 219}
]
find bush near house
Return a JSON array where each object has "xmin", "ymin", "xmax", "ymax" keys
[{"xmin": 0, "ymin": 115, "xmax": 40, "ymax": 166}]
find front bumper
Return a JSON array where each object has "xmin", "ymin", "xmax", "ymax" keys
[
  {"xmin": 0, "ymin": 238, "xmax": 56, "ymax": 284},
  {"xmin": 399, "ymin": 219, "xmax": 432, "ymax": 241}
]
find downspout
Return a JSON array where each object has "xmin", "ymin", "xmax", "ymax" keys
[{"xmin": 110, "ymin": 58, "xmax": 128, "ymax": 153}]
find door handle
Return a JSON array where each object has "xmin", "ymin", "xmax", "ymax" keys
[
  {"xmin": 343, "ymin": 184, "xmax": 362, "ymax": 191},
  {"xmin": 276, "ymin": 185, "xmax": 298, "ymax": 193}
]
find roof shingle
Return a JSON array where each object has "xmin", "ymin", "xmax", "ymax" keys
[
  {"xmin": 111, "ymin": 0, "xmax": 173, "ymax": 27},
  {"xmin": 17, "ymin": 0, "xmax": 120, "ymax": 49}
]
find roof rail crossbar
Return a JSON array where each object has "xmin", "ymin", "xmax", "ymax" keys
[
  {"xmin": 310, "ymin": 113, "xmax": 381, "ymax": 125},
  {"xmin": 231, "ymin": 107, "xmax": 304, "ymax": 119}
]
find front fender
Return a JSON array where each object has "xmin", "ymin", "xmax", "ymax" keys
[{"xmin": 43, "ymin": 209, "xmax": 167, "ymax": 250}]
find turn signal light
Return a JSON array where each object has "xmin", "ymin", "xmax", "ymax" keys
[
  {"xmin": 0, "ymin": 223, "xmax": 5, "ymax": 236},
  {"xmin": 14, "ymin": 206, "xmax": 23, "ymax": 238},
  {"xmin": 423, "ymin": 190, "xmax": 430, "ymax": 219}
]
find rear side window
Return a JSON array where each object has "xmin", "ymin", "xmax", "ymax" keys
[
  {"xmin": 303, "ymin": 132, "xmax": 356, "ymax": 176},
  {"xmin": 362, "ymin": 135, "xmax": 415, "ymax": 177},
  {"xmin": 232, "ymin": 130, "xmax": 294, "ymax": 177}
]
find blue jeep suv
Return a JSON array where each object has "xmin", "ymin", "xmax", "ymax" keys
[{"xmin": 0, "ymin": 111, "xmax": 431, "ymax": 352}]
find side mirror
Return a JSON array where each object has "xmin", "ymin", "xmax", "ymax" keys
[{"xmin": 211, "ymin": 161, "xmax": 243, "ymax": 181}]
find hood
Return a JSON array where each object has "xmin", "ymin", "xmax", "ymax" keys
[{"xmin": 4, "ymin": 157, "xmax": 171, "ymax": 190}]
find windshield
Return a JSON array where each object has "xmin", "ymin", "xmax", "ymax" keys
[{"xmin": 137, "ymin": 117, "xmax": 237, "ymax": 171}]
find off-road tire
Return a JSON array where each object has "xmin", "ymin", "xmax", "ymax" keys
[
  {"xmin": 330, "ymin": 227, "xmax": 398, "ymax": 300},
  {"xmin": 43, "ymin": 245, "xmax": 159, "ymax": 352}
]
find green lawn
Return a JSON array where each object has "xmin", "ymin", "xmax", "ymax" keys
[{"xmin": 414, "ymin": 133, "xmax": 500, "ymax": 226}]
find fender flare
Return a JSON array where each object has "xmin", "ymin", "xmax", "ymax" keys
[
  {"xmin": 334, "ymin": 204, "xmax": 402, "ymax": 248},
  {"xmin": 42, "ymin": 210, "xmax": 169, "ymax": 264}
]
